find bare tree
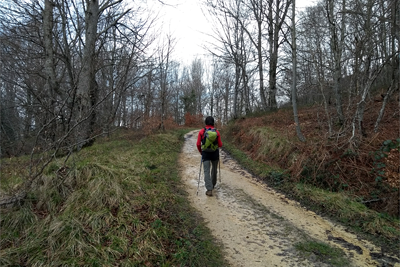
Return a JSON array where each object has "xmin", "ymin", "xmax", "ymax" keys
[
  {"xmin": 75, "ymin": 0, "xmax": 133, "ymax": 148},
  {"xmin": 156, "ymin": 34, "xmax": 176, "ymax": 130},
  {"xmin": 326, "ymin": 0, "xmax": 346, "ymax": 125},
  {"xmin": 0, "ymin": 0, "xmax": 155, "ymax": 205},
  {"xmin": 293, "ymin": 0, "xmax": 398, "ymax": 144},
  {"xmin": 190, "ymin": 58, "xmax": 206, "ymax": 114},
  {"xmin": 297, "ymin": 4, "xmax": 333, "ymax": 135},
  {"xmin": 349, "ymin": 0, "xmax": 386, "ymax": 142},
  {"xmin": 374, "ymin": 0, "xmax": 399, "ymax": 132},
  {"xmin": 290, "ymin": 0, "xmax": 305, "ymax": 141},
  {"xmin": 204, "ymin": 0, "xmax": 269, "ymax": 111},
  {"xmin": 266, "ymin": 0, "xmax": 291, "ymax": 110}
]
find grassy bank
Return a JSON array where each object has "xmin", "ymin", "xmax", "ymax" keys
[
  {"xmin": 221, "ymin": 130, "xmax": 400, "ymax": 255},
  {"xmin": 0, "ymin": 129, "xmax": 227, "ymax": 266}
]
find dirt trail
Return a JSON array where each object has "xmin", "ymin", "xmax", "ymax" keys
[{"xmin": 178, "ymin": 130, "xmax": 400, "ymax": 267}]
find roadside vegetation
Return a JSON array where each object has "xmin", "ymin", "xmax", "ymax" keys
[
  {"xmin": 294, "ymin": 240, "xmax": 350, "ymax": 266},
  {"xmin": 0, "ymin": 128, "xmax": 227, "ymax": 266},
  {"xmin": 221, "ymin": 101, "xmax": 399, "ymax": 255}
]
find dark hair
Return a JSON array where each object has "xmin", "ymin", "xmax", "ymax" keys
[{"xmin": 205, "ymin": 116, "xmax": 214, "ymax": 126}]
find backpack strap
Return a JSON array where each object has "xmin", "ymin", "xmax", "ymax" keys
[
  {"xmin": 203, "ymin": 127, "xmax": 211, "ymax": 136},
  {"xmin": 201, "ymin": 127, "xmax": 206, "ymax": 143}
]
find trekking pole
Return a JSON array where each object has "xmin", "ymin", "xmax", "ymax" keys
[
  {"xmin": 219, "ymin": 157, "xmax": 221, "ymax": 184},
  {"xmin": 196, "ymin": 157, "xmax": 202, "ymax": 195}
]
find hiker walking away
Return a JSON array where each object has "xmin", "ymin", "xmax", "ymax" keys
[{"xmin": 197, "ymin": 116, "xmax": 223, "ymax": 196}]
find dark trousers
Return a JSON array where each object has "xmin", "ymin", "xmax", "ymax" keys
[{"xmin": 203, "ymin": 160, "xmax": 218, "ymax": 191}]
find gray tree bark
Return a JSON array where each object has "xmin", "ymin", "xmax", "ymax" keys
[
  {"xmin": 291, "ymin": 0, "xmax": 305, "ymax": 142},
  {"xmin": 326, "ymin": 0, "xmax": 345, "ymax": 125},
  {"xmin": 267, "ymin": 0, "xmax": 290, "ymax": 110},
  {"xmin": 76, "ymin": 0, "xmax": 100, "ymax": 149}
]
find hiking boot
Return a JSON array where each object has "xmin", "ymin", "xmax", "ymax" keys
[{"xmin": 205, "ymin": 190, "xmax": 213, "ymax": 196}]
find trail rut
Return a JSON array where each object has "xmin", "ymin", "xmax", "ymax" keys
[{"xmin": 178, "ymin": 130, "xmax": 400, "ymax": 267}]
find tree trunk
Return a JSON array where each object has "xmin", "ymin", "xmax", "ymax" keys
[
  {"xmin": 315, "ymin": 36, "xmax": 333, "ymax": 136},
  {"xmin": 76, "ymin": 0, "xmax": 99, "ymax": 149},
  {"xmin": 374, "ymin": 0, "xmax": 399, "ymax": 132},
  {"xmin": 160, "ymin": 36, "xmax": 174, "ymax": 131},
  {"xmin": 224, "ymin": 75, "xmax": 230, "ymax": 123},
  {"xmin": 291, "ymin": 0, "xmax": 305, "ymax": 142},
  {"xmin": 43, "ymin": 0, "xmax": 58, "ymax": 141},
  {"xmin": 232, "ymin": 63, "xmax": 240, "ymax": 119},
  {"xmin": 374, "ymin": 81, "xmax": 396, "ymax": 132},
  {"xmin": 327, "ymin": 0, "xmax": 345, "ymax": 125},
  {"xmin": 257, "ymin": 26, "xmax": 267, "ymax": 110},
  {"xmin": 267, "ymin": 0, "xmax": 290, "ymax": 110}
]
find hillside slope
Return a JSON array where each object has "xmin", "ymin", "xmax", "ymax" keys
[
  {"xmin": 220, "ymin": 99, "xmax": 399, "ymax": 255},
  {"xmin": 223, "ymin": 100, "xmax": 399, "ymax": 217}
]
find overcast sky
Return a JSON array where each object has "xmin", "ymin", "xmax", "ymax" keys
[{"xmin": 153, "ymin": 0, "xmax": 316, "ymax": 64}]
